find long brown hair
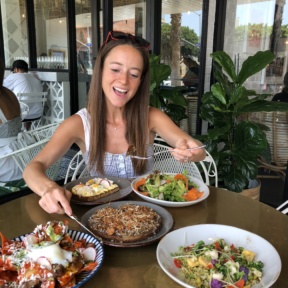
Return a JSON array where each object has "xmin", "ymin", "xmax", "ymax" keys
[{"xmin": 87, "ymin": 34, "xmax": 150, "ymax": 175}]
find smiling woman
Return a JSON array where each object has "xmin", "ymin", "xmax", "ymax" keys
[
  {"xmin": 101, "ymin": 45, "xmax": 143, "ymax": 110},
  {"xmin": 23, "ymin": 31, "xmax": 205, "ymax": 216}
]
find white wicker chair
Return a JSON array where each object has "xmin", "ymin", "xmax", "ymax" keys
[
  {"xmin": 5, "ymin": 139, "xmax": 62, "ymax": 180},
  {"xmin": 0, "ymin": 122, "xmax": 61, "ymax": 181},
  {"xmin": 14, "ymin": 122, "xmax": 60, "ymax": 147},
  {"xmin": 19, "ymin": 101, "xmax": 29, "ymax": 120},
  {"xmin": 64, "ymin": 143, "xmax": 218, "ymax": 187},
  {"xmin": 17, "ymin": 92, "xmax": 48, "ymax": 128},
  {"xmin": 64, "ymin": 150, "xmax": 88, "ymax": 184}
]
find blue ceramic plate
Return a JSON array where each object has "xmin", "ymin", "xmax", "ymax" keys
[{"xmin": 12, "ymin": 229, "xmax": 104, "ymax": 287}]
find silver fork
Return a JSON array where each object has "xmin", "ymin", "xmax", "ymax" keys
[
  {"xmin": 67, "ymin": 213, "xmax": 103, "ymax": 245},
  {"xmin": 128, "ymin": 144, "xmax": 206, "ymax": 160}
]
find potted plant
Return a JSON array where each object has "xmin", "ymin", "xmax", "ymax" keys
[
  {"xmin": 149, "ymin": 54, "xmax": 188, "ymax": 125},
  {"xmin": 199, "ymin": 50, "xmax": 288, "ymax": 193}
]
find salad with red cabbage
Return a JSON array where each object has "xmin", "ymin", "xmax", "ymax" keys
[{"xmin": 171, "ymin": 239, "xmax": 264, "ymax": 288}]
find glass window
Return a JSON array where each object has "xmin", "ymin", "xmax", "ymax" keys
[
  {"xmin": 75, "ymin": 0, "xmax": 92, "ymax": 110},
  {"xmin": 224, "ymin": 0, "xmax": 288, "ymax": 96},
  {"xmin": 1, "ymin": 0, "xmax": 28, "ymax": 67},
  {"xmin": 161, "ymin": 1, "xmax": 203, "ymax": 136},
  {"xmin": 34, "ymin": 0, "xmax": 68, "ymax": 69},
  {"xmin": 161, "ymin": 1, "xmax": 202, "ymax": 89},
  {"xmin": 112, "ymin": 0, "xmax": 146, "ymax": 38},
  {"xmin": 75, "ymin": 0, "xmax": 92, "ymax": 74}
]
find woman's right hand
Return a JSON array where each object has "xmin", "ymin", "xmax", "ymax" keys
[{"xmin": 38, "ymin": 185, "xmax": 72, "ymax": 215}]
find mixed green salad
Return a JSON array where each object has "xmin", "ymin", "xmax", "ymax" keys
[
  {"xmin": 171, "ymin": 239, "xmax": 264, "ymax": 288},
  {"xmin": 134, "ymin": 171, "xmax": 203, "ymax": 202}
]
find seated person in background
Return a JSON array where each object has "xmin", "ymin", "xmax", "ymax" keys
[
  {"xmin": 272, "ymin": 72, "xmax": 288, "ymax": 103},
  {"xmin": 3, "ymin": 59, "xmax": 43, "ymax": 130},
  {"xmin": 0, "ymin": 58, "xmax": 22, "ymax": 182},
  {"xmin": 23, "ymin": 31, "xmax": 206, "ymax": 216}
]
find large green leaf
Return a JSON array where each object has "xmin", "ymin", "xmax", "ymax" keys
[
  {"xmin": 234, "ymin": 121, "xmax": 267, "ymax": 155},
  {"xmin": 212, "ymin": 122, "xmax": 265, "ymax": 191},
  {"xmin": 211, "ymin": 51, "xmax": 237, "ymax": 82},
  {"xmin": 229, "ymin": 86, "xmax": 255, "ymax": 106},
  {"xmin": 207, "ymin": 125, "xmax": 231, "ymax": 140},
  {"xmin": 165, "ymin": 104, "xmax": 188, "ymax": 123},
  {"xmin": 233, "ymin": 89, "xmax": 257, "ymax": 111},
  {"xmin": 234, "ymin": 154, "xmax": 259, "ymax": 182},
  {"xmin": 224, "ymin": 170, "xmax": 248, "ymax": 192},
  {"xmin": 150, "ymin": 55, "xmax": 171, "ymax": 86},
  {"xmin": 199, "ymin": 107, "xmax": 217, "ymax": 123},
  {"xmin": 213, "ymin": 64, "xmax": 235, "ymax": 97},
  {"xmin": 211, "ymin": 83, "xmax": 226, "ymax": 104},
  {"xmin": 159, "ymin": 88, "xmax": 188, "ymax": 106},
  {"xmin": 200, "ymin": 103, "xmax": 228, "ymax": 125},
  {"xmin": 238, "ymin": 100, "xmax": 288, "ymax": 113},
  {"xmin": 237, "ymin": 50, "xmax": 275, "ymax": 85},
  {"xmin": 220, "ymin": 153, "xmax": 258, "ymax": 192},
  {"xmin": 149, "ymin": 91, "xmax": 165, "ymax": 108}
]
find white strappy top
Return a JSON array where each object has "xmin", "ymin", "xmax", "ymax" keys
[{"xmin": 76, "ymin": 108, "xmax": 154, "ymax": 179}]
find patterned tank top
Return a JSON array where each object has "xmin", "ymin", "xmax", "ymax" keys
[
  {"xmin": 0, "ymin": 109, "xmax": 22, "ymax": 140},
  {"xmin": 76, "ymin": 108, "xmax": 154, "ymax": 179}
]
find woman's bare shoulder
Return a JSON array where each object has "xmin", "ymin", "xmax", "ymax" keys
[
  {"xmin": 53, "ymin": 114, "xmax": 85, "ymax": 145},
  {"xmin": 60, "ymin": 113, "xmax": 83, "ymax": 126}
]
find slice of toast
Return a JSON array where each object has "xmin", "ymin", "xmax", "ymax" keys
[{"xmin": 71, "ymin": 179, "xmax": 120, "ymax": 202}]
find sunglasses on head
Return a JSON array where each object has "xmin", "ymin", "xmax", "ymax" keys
[{"xmin": 105, "ymin": 31, "xmax": 150, "ymax": 49}]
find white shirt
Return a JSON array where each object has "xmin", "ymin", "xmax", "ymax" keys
[{"xmin": 3, "ymin": 73, "xmax": 43, "ymax": 119}]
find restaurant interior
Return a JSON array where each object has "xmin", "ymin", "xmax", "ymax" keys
[
  {"xmin": 1, "ymin": 0, "xmax": 287, "ymax": 206},
  {"xmin": 0, "ymin": 0, "xmax": 288, "ymax": 287}
]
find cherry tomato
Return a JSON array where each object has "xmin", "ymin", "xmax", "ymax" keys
[
  {"xmin": 173, "ymin": 259, "xmax": 182, "ymax": 268},
  {"xmin": 227, "ymin": 279, "xmax": 245, "ymax": 288},
  {"xmin": 214, "ymin": 241, "xmax": 222, "ymax": 251},
  {"xmin": 207, "ymin": 263, "xmax": 213, "ymax": 269}
]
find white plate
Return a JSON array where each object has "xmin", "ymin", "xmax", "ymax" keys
[
  {"xmin": 156, "ymin": 224, "xmax": 281, "ymax": 288},
  {"xmin": 81, "ymin": 201, "xmax": 174, "ymax": 247},
  {"xmin": 131, "ymin": 173, "xmax": 209, "ymax": 207},
  {"xmin": 12, "ymin": 229, "xmax": 104, "ymax": 287}
]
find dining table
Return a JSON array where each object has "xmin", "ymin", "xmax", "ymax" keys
[{"xmin": 0, "ymin": 186, "xmax": 287, "ymax": 288}]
